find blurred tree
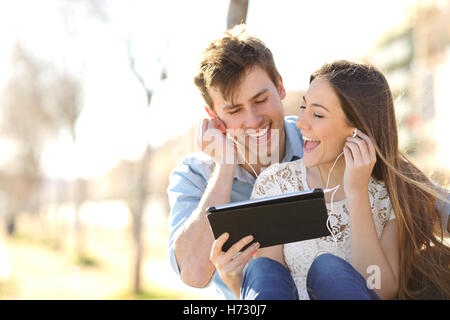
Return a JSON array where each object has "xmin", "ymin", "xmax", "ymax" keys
[
  {"xmin": 125, "ymin": 39, "xmax": 165, "ymax": 294},
  {"xmin": 61, "ymin": 0, "xmax": 152, "ymax": 295},
  {"xmin": 57, "ymin": 0, "xmax": 100, "ymax": 264},
  {"xmin": 50, "ymin": 71, "xmax": 86, "ymax": 259},
  {"xmin": 0, "ymin": 43, "xmax": 62, "ymax": 235},
  {"xmin": 51, "ymin": 74, "xmax": 82, "ymax": 143},
  {"xmin": 227, "ymin": 0, "xmax": 249, "ymax": 28}
]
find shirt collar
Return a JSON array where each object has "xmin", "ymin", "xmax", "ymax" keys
[
  {"xmin": 282, "ymin": 117, "xmax": 303, "ymax": 162},
  {"xmin": 234, "ymin": 165, "xmax": 256, "ymax": 184},
  {"xmin": 233, "ymin": 118, "xmax": 303, "ymax": 183}
]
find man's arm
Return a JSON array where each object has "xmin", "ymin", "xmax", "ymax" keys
[
  {"xmin": 169, "ymin": 117, "xmax": 239, "ymax": 288},
  {"xmin": 434, "ymin": 187, "xmax": 450, "ymax": 237},
  {"xmin": 169, "ymin": 162, "xmax": 236, "ymax": 288}
]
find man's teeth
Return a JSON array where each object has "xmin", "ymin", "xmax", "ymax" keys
[
  {"xmin": 303, "ymin": 136, "xmax": 320, "ymax": 142},
  {"xmin": 246, "ymin": 126, "xmax": 270, "ymax": 138}
]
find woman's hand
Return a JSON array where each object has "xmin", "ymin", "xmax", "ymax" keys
[
  {"xmin": 210, "ymin": 233, "xmax": 260, "ymax": 299},
  {"xmin": 343, "ymin": 130, "xmax": 376, "ymax": 196}
]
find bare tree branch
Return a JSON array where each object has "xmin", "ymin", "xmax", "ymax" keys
[{"xmin": 125, "ymin": 39, "xmax": 153, "ymax": 107}]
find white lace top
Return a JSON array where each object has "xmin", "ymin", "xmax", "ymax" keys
[{"xmin": 250, "ymin": 159, "xmax": 396, "ymax": 300}]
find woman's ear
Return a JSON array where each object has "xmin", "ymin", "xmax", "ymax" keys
[{"xmin": 204, "ymin": 105, "xmax": 217, "ymax": 119}]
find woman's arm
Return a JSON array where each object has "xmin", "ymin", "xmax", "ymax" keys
[
  {"xmin": 344, "ymin": 131, "xmax": 399, "ymax": 299},
  {"xmin": 346, "ymin": 193, "xmax": 399, "ymax": 299}
]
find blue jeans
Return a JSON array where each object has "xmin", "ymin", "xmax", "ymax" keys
[
  {"xmin": 307, "ymin": 253, "xmax": 380, "ymax": 300},
  {"xmin": 240, "ymin": 257, "xmax": 299, "ymax": 300},
  {"xmin": 240, "ymin": 254, "xmax": 380, "ymax": 300}
]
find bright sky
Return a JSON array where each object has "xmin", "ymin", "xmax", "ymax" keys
[{"xmin": 0, "ymin": 0, "xmax": 420, "ymax": 179}]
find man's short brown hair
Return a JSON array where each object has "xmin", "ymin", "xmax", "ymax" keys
[{"xmin": 194, "ymin": 24, "xmax": 280, "ymax": 110}]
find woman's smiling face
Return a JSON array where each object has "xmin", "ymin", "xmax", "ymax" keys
[{"xmin": 296, "ymin": 77, "xmax": 354, "ymax": 168}]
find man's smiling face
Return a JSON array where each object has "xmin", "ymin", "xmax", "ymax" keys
[{"xmin": 207, "ymin": 65, "xmax": 287, "ymax": 165}]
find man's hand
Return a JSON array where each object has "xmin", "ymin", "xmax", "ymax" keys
[
  {"xmin": 210, "ymin": 233, "xmax": 260, "ymax": 298},
  {"xmin": 196, "ymin": 118, "xmax": 237, "ymax": 166}
]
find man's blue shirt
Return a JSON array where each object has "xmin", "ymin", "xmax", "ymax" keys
[{"xmin": 167, "ymin": 116, "xmax": 304, "ymax": 299}]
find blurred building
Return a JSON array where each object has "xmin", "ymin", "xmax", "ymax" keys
[{"xmin": 366, "ymin": 0, "xmax": 450, "ymax": 179}]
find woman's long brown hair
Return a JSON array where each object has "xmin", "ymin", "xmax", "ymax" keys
[{"xmin": 310, "ymin": 60, "xmax": 450, "ymax": 299}]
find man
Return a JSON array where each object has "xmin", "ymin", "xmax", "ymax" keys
[{"xmin": 167, "ymin": 25, "xmax": 304, "ymax": 299}]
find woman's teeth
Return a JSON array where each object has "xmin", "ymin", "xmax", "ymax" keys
[
  {"xmin": 303, "ymin": 135, "xmax": 321, "ymax": 153},
  {"xmin": 303, "ymin": 136, "xmax": 320, "ymax": 142}
]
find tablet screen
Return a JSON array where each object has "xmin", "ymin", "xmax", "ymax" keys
[{"xmin": 207, "ymin": 189, "xmax": 330, "ymax": 251}]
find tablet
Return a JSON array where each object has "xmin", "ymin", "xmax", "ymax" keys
[{"xmin": 206, "ymin": 188, "xmax": 331, "ymax": 252}]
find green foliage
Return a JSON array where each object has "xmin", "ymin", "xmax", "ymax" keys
[
  {"xmin": 74, "ymin": 252, "xmax": 100, "ymax": 268},
  {"xmin": 11, "ymin": 233, "xmax": 62, "ymax": 251}
]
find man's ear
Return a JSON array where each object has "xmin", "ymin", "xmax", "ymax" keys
[
  {"xmin": 278, "ymin": 76, "xmax": 286, "ymax": 99},
  {"xmin": 204, "ymin": 105, "xmax": 217, "ymax": 119}
]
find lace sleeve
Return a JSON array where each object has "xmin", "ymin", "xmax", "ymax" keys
[
  {"xmin": 251, "ymin": 160, "xmax": 305, "ymax": 201},
  {"xmin": 380, "ymin": 184, "xmax": 396, "ymax": 221},
  {"xmin": 250, "ymin": 163, "xmax": 284, "ymax": 200},
  {"xmin": 369, "ymin": 178, "xmax": 396, "ymax": 224},
  {"xmin": 388, "ymin": 202, "xmax": 396, "ymax": 221}
]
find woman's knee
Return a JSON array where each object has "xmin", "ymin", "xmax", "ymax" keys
[
  {"xmin": 243, "ymin": 257, "xmax": 292, "ymax": 287},
  {"xmin": 241, "ymin": 257, "xmax": 298, "ymax": 300},
  {"xmin": 307, "ymin": 254, "xmax": 348, "ymax": 288},
  {"xmin": 306, "ymin": 253, "xmax": 379, "ymax": 300},
  {"xmin": 308, "ymin": 254, "xmax": 346, "ymax": 276}
]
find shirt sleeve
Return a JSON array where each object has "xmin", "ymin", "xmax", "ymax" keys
[
  {"xmin": 166, "ymin": 156, "xmax": 209, "ymax": 276},
  {"xmin": 387, "ymin": 186, "xmax": 449, "ymax": 236},
  {"xmin": 436, "ymin": 190, "xmax": 450, "ymax": 237}
]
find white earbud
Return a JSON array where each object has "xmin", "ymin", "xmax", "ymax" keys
[{"xmin": 352, "ymin": 128, "xmax": 358, "ymax": 138}]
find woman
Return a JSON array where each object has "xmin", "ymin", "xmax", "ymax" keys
[{"xmin": 210, "ymin": 60, "xmax": 450, "ymax": 300}]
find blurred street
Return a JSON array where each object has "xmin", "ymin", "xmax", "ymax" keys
[{"xmin": 0, "ymin": 197, "xmax": 221, "ymax": 300}]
